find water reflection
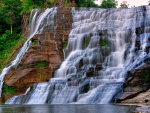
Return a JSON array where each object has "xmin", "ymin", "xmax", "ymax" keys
[{"xmin": 0, "ymin": 104, "xmax": 136, "ymax": 113}]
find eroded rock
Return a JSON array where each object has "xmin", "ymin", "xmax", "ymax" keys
[{"xmin": 3, "ymin": 7, "xmax": 72, "ymax": 102}]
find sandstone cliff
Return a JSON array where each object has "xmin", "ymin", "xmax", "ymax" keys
[{"xmin": 2, "ymin": 7, "xmax": 72, "ymax": 102}]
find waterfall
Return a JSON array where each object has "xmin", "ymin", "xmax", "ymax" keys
[
  {"xmin": 5, "ymin": 6, "xmax": 150, "ymax": 104},
  {"xmin": 0, "ymin": 8, "xmax": 57, "ymax": 97}
]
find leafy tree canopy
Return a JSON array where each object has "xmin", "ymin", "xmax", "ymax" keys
[
  {"xmin": 120, "ymin": 1, "xmax": 129, "ymax": 8},
  {"xmin": 100, "ymin": 0, "xmax": 117, "ymax": 8},
  {"xmin": 76, "ymin": 0, "xmax": 99, "ymax": 7}
]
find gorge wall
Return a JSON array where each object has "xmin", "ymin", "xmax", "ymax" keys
[
  {"xmin": 1, "ymin": 6, "xmax": 150, "ymax": 104},
  {"xmin": 2, "ymin": 7, "xmax": 72, "ymax": 102}
]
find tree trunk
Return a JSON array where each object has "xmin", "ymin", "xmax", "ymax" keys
[{"xmin": 10, "ymin": 24, "xmax": 12, "ymax": 34}]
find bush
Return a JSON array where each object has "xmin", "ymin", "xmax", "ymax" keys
[
  {"xmin": 77, "ymin": 0, "xmax": 99, "ymax": 7},
  {"xmin": 31, "ymin": 40, "xmax": 37, "ymax": 45},
  {"xmin": 34, "ymin": 61, "xmax": 47, "ymax": 68},
  {"xmin": 3, "ymin": 84, "xmax": 15, "ymax": 94},
  {"xmin": 99, "ymin": 39, "xmax": 109, "ymax": 46},
  {"xmin": 63, "ymin": 42, "xmax": 68, "ymax": 48},
  {"xmin": 84, "ymin": 37, "xmax": 91, "ymax": 48},
  {"xmin": 100, "ymin": 0, "xmax": 117, "ymax": 8},
  {"xmin": 0, "ymin": 35, "xmax": 27, "ymax": 72},
  {"xmin": 144, "ymin": 70, "xmax": 150, "ymax": 82}
]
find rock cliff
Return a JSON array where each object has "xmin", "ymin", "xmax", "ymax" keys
[{"xmin": 2, "ymin": 7, "xmax": 72, "ymax": 102}]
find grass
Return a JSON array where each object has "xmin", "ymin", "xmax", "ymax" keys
[
  {"xmin": 34, "ymin": 61, "xmax": 47, "ymax": 68},
  {"xmin": 3, "ymin": 84, "xmax": 15, "ymax": 94},
  {"xmin": 0, "ymin": 36, "xmax": 27, "ymax": 72}
]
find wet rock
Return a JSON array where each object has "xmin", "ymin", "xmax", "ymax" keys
[
  {"xmin": 144, "ymin": 99, "xmax": 149, "ymax": 103},
  {"xmin": 119, "ymin": 65, "xmax": 150, "ymax": 104},
  {"xmin": 3, "ymin": 7, "xmax": 73, "ymax": 102},
  {"xmin": 95, "ymin": 63, "xmax": 102, "ymax": 70},
  {"xmin": 135, "ymin": 106, "xmax": 150, "ymax": 113},
  {"xmin": 86, "ymin": 67, "xmax": 94, "ymax": 77}
]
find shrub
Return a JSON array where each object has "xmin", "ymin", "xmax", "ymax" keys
[
  {"xmin": 31, "ymin": 40, "xmax": 37, "ymax": 45},
  {"xmin": 144, "ymin": 70, "xmax": 150, "ymax": 82},
  {"xmin": 84, "ymin": 37, "xmax": 91, "ymax": 48},
  {"xmin": 99, "ymin": 39, "xmax": 109, "ymax": 46},
  {"xmin": 34, "ymin": 61, "xmax": 47, "ymax": 68},
  {"xmin": 77, "ymin": 0, "xmax": 99, "ymax": 7},
  {"xmin": 0, "ymin": 35, "xmax": 27, "ymax": 72},
  {"xmin": 62, "ymin": 42, "xmax": 68, "ymax": 48},
  {"xmin": 3, "ymin": 84, "xmax": 15, "ymax": 94}
]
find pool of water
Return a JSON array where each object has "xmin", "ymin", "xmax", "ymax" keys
[{"xmin": 0, "ymin": 104, "xmax": 136, "ymax": 113}]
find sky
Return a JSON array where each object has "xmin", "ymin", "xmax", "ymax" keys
[
  {"xmin": 94, "ymin": 0, "xmax": 149, "ymax": 8},
  {"xmin": 117, "ymin": 0, "xmax": 148, "ymax": 7}
]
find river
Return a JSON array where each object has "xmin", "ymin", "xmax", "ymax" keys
[{"xmin": 0, "ymin": 104, "xmax": 136, "ymax": 113}]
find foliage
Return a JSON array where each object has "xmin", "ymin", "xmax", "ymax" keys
[
  {"xmin": 63, "ymin": 0, "xmax": 72, "ymax": 7},
  {"xmin": 76, "ymin": 0, "xmax": 99, "ymax": 7},
  {"xmin": 34, "ymin": 61, "xmax": 47, "ymax": 68},
  {"xmin": 20, "ymin": 0, "xmax": 33, "ymax": 14},
  {"xmin": 1, "ymin": 0, "xmax": 22, "ymax": 33},
  {"xmin": 84, "ymin": 37, "xmax": 91, "ymax": 47},
  {"xmin": 144, "ymin": 70, "xmax": 150, "ymax": 82},
  {"xmin": 31, "ymin": 40, "xmax": 37, "ymax": 45},
  {"xmin": 20, "ymin": 0, "xmax": 54, "ymax": 14},
  {"xmin": 63, "ymin": 42, "xmax": 68, "ymax": 48},
  {"xmin": 99, "ymin": 39, "xmax": 109, "ymax": 46},
  {"xmin": 0, "ymin": 36, "xmax": 27, "ymax": 72},
  {"xmin": 0, "ymin": 30, "xmax": 20, "ymax": 51},
  {"xmin": 3, "ymin": 84, "xmax": 15, "ymax": 94},
  {"xmin": 100, "ymin": 0, "xmax": 117, "ymax": 8},
  {"xmin": 120, "ymin": 1, "xmax": 129, "ymax": 8}
]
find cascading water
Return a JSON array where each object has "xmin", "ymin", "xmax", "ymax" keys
[
  {"xmin": 5, "ymin": 6, "xmax": 150, "ymax": 104},
  {"xmin": 0, "ymin": 8, "xmax": 57, "ymax": 97}
]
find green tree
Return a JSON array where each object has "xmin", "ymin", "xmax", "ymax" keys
[
  {"xmin": 120, "ymin": 1, "xmax": 129, "ymax": 8},
  {"xmin": 1, "ymin": 0, "xmax": 22, "ymax": 34},
  {"xmin": 76, "ymin": 0, "xmax": 99, "ymax": 7},
  {"xmin": 20, "ymin": 0, "xmax": 33, "ymax": 14},
  {"xmin": 100, "ymin": 0, "xmax": 117, "ymax": 8},
  {"xmin": 20, "ymin": 0, "xmax": 54, "ymax": 14}
]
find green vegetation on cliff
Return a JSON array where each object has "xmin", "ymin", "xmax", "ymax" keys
[
  {"xmin": 0, "ymin": 36, "xmax": 27, "ymax": 72},
  {"xmin": 3, "ymin": 84, "xmax": 15, "ymax": 94},
  {"xmin": 62, "ymin": 42, "xmax": 68, "ymax": 48},
  {"xmin": 99, "ymin": 39, "xmax": 109, "ymax": 46},
  {"xmin": 84, "ymin": 37, "xmax": 91, "ymax": 48},
  {"xmin": 0, "ymin": 0, "xmax": 113, "ymax": 73},
  {"xmin": 0, "ymin": 0, "xmax": 55, "ymax": 72},
  {"xmin": 34, "ymin": 61, "xmax": 47, "ymax": 68},
  {"xmin": 144, "ymin": 70, "xmax": 150, "ymax": 82}
]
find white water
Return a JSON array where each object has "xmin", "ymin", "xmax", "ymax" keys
[
  {"xmin": 0, "ymin": 8, "xmax": 57, "ymax": 97},
  {"xmin": 5, "ymin": 6, "xmax": 150, "ymax": 104}
]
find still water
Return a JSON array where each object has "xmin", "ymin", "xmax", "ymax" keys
[{"xmin": 0, "ymin": 104, "xmax": 136, "ymax": 113}]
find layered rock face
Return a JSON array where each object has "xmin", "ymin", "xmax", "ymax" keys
[
  {"xmin": 3, "ymin": 7, "xmax": 72, "ymax": 102},
  {"xmin": 119, "ymin": 16, "xmax": 150, "ymax": 105},
  {"xmin": 2, "ymin": 6, "xmax": 150, "ymax": 105},
  {"xmin": 119, "ymin": 58, "xmax": 150, "ymax": 104}
]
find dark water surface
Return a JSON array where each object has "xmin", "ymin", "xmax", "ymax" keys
[{"xmin": 0, "ymin": 104, "xmax": 136, "ymax": 113}]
